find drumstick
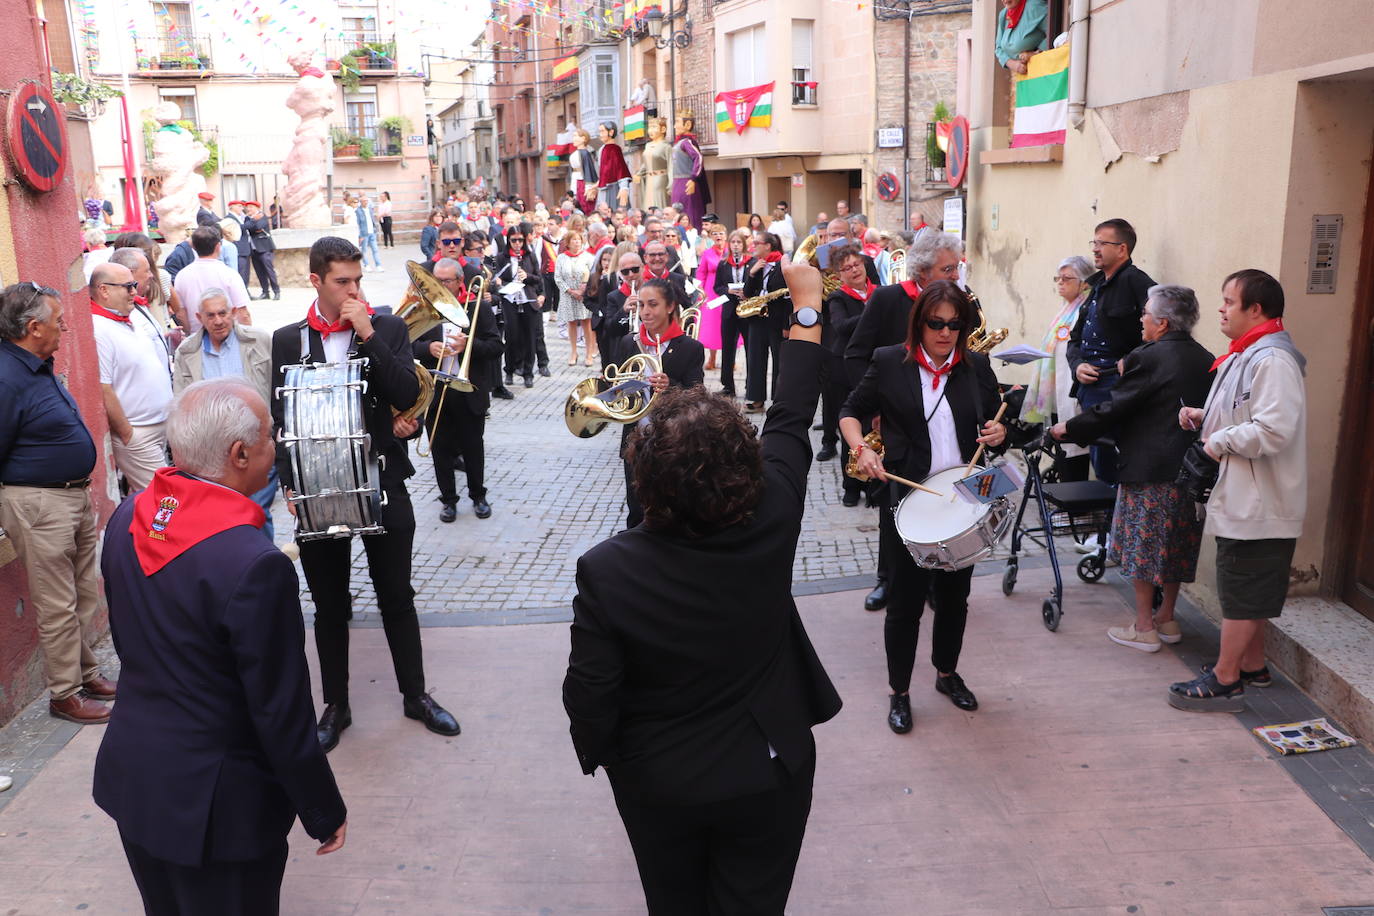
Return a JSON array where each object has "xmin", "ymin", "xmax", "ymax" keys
[
  {"xmin": 884, "ymin": 473, "xmax": 943, "ymax": 497},
  {"xmin": 964, "ymin": 401, "xmax": 1009, "ymax": 476}
]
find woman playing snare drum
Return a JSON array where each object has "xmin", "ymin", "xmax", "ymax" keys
[{"xmin": 839, "ymin": 280, "xmax": 1006, "ymax": 734}]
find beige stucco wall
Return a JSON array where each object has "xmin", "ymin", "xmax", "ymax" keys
[{"xmin": 967, "ymin": 64, "xmax": 1374, "ymax": 602}]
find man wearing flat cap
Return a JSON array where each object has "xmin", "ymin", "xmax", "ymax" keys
[{"xmin": 195, "ymin": 192, "xmax": 219, "ymax": 228}]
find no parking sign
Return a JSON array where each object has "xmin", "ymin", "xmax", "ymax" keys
[{"xmin": 7, "ymin": 82, "xmax": 69, "ymax": 193}]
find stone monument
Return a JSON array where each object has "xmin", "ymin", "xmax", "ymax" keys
[
  {"xmin": 281, "ymin": 52, "xmax": 335, "ymax": 229},
  {"xmin": 146, "ymin": 101, "xmax": 209, "ymax": 243}
]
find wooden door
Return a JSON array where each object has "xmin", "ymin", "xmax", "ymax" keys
[{"xmin": 1338, "ymin": 141, "xmax": 1374, "ymax": 617}]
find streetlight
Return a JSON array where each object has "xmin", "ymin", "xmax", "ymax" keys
[{"xmin": 642, "ymin": 1, "xmax": 693, "ymax": 133}]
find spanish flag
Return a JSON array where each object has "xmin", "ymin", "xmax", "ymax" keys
[{"xmin": 552, "ymin": 55, "xmax": 578, "ymax": 81}]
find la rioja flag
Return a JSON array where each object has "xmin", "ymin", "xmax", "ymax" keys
[{"xmin": 714, "ymin": 82, "xmax": 775, "ymax": 134}]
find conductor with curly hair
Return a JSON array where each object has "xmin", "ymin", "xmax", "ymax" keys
[{"xmin": 563, "ymin": 264, "xmax": 842, "ymax": 914}]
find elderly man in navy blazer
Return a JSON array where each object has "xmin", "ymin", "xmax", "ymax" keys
[{"xmin": 95, "ymin": 378, "xmax": 347, "ymax": 916}]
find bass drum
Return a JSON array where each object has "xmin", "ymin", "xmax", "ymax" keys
[
  {"xmin": 278, "ymin": 359, "xmax": 384, "ymax": 540},
  {"xmin": 894, "ymin": 465, "xmax": 1014, "ymax": 571}
]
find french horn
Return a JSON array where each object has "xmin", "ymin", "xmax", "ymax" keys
[{"xmin": 565, "ymin": 353, "xmax": 662, "ymax": 438}]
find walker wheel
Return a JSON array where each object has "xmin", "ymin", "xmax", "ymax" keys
[
  {"xmin": 1002, "ymin": 564, "xmax": 1018, "ymax": 596},
  {"xmin": 1077, "ymin": 555, "xmax": 1105, "ymax": 583},
  {"xmin": 1042, "ymin": 597, "xmax": 1062, "ymax": 631}
]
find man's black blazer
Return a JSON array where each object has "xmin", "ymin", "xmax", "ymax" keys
[
  {"xmin": 741, "ymin": 261, "xmax": 790, "ymax": 330},
  {"xmin": 271, "ymin": 312, "xmax": 420, "ymax": 491},
  {"xmin": 1063, "ymin": 330, "xmax": 1215, "ymax": 483},
  {"xmin": 564, "ymin": 339, "xmax": 842, "ymax": 806},
  {"xmin": 243, "ymin": 215, "xmax": 276, "ymax": 252},
  {"xmin": 841, "ymin": 344, "xmax": 1002, "ymax": 483},
  {"xmin": 412, "ymin": 291, "xmax": 505, "ymax": 414},
  {"xmin": 94, "ymin": 494, "xmax": 346, "ymax": 868},
  {"xmin": 843, "ymin": 282, "xmax": 917, "ymax": 387},
  {"xmin": 600, "ymin": 285, "xmax": 634, "ymax": 349}
]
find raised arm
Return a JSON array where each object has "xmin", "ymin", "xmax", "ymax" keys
[{"xmin": 760, "ymin": 263, "xmax": 824, "ymax": 504}]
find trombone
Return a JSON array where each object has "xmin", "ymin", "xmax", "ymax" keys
[{"xmin": 417, "ymin": 273, "xmax": 487, "ymax": 458}]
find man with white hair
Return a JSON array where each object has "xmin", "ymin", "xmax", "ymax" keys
[
  {"xmin": 174, "ymin": 288, "xmax": 277, "ymax": 536},
  {"xmin": 96, "ymin": 379, "xmax": 347, "ymax": 914},
  {"xmin": 0, "ymin": 281, "xmax": 117, "ymax": 725}
]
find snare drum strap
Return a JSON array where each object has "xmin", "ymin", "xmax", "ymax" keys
[{"xmin": 298, "ymin": 325, "xmax": 360, "ymax": 364}]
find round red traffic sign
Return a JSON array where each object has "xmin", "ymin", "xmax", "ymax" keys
[
  {"xmin": 876, "ymin": 172, "xmax": 900, "ymax": 202},
  {"xmin": 7, "ymin": 82, "xmax": 69, "ymax": 193},
  {"xmin": 946, "ymin": 115, "xmax": 970, "ymax": 189}
]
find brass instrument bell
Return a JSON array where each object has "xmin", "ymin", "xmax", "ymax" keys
[{"xmin": 396, "ymin": 260, "xmax": 470, "ymax": 341}]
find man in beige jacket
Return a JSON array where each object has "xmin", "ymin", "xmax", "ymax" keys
[
  {"xmin": 173, "ymin": 289, "xmax": 279, "ymax": 538},
  {"xmin": 1171, "ymin": 269, "xmax": 1306, "ymax": 711}
]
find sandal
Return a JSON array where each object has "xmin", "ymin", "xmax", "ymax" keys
[
  {"xmin": 585, "ymin": 356, "xmax": 596, "ymax": 366},
  {"xmin": 567, "ymin": 356, "xmax": 579, "ymax": 366},
  {"xmin": 1167, "ymin": 670, "xmax": 1245, "ymax": 712},
  {"xmin": 1201, "ymin": 663, "xmax": 1273, "ymax": 688}
]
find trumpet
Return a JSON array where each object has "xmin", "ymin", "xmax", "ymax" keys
[{"xmin": 565, "ymin": 352, "xmax": 661, "ymax": 438}]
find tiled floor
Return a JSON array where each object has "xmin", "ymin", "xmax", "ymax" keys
[{"xmin": 4, "ymin": 567, "xmax": 1374, "ymax": 914}]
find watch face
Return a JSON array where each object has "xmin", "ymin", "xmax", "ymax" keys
[{"xmin": 794, "ymin": 307, "xmax": 820, "ymax": 327}]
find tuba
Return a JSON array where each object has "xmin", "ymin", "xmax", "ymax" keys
[
  {"xmin": 565, "ymin": 353, "xmax": 661, "ymax": 438},
  {"xmin": 392, "ymin": 261, "xmax": 470, "ymax": 422}
]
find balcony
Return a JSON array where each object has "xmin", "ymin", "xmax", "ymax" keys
[
  {"xmin": 791, "ymin": 80, "xmax": 817, "ymax": 107},
  {"xmin": 331, "ymin": 124, "xmax": 404, "ymax": 161},
  {"xmin": 662, "ymin": 92, "xmax": 718, "ymax": 150},
  {"xmin": 325, "ymin": 36, "xmax": 398, "ymax": 85},
  {"xmin": 133, "ymin": 34, "xmax": 213, "ymax": 74},
  {"xmin": 545, "ymin": 64, "xmax": 579, "ymax": 100}
]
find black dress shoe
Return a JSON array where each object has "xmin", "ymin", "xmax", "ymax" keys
[
  {"xmin": 317, "ymin": 704, "xmax": 351, "ymax": 753},
  {"xmin": 473, "ymin": 498, "xmax": 492, "ymax": 519},
  {"xmin": 272, "ymin": 291, "xmax": 280, "ymax": 300},
  {"xmin": 493, "ymin": 387, "xmax": 515, "ymax": 400},
  {"xmin": 403, "ymin": 693, "xmax": 461, "ymax": 736},
  {"xmin": 936, "ymin": 673, "xmax": 979, "ymax": 711},
  {"xmin": 505, "ymin": 372, "xmax": 515, "ymax": 385},
  {"xmin": 538, "ymin": 366, "xmax": 551, "ymax": 377},
  {"xmin": 523, "ymin": 376, "xmax": 535, "ymax": 388},
  {"xmin": 864, "ymin": 582, "xmax": 888, "ymax": 611},
  {"xmin": 817, "ymin": 444, "xmax": 838, "ymax": 462},
  {"xmin": 888, "ymin": 694, "xmax": 913, "ymax": 734},
  {"xmin": 252, "ymin": 292, "xmax": 268, "ymax": 300},
  {"xmin": 841, "ymin": 491, "xmax": 860, "ymax": 507},
  {"xmin": 439, "ymin": 502, "xmax": 458, "ymax": 523}
]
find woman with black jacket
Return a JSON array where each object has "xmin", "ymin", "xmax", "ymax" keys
[
  {"xmin": 840, "ymin": 280, "xmax": 1006, "ymax": 734},
  {"xmin": 712, "ymin": 228, "xmax": 753, "ymax": 397},
  {"xmin": 493, "ymin": 225, "xmax": 544, "ymax": 388}
]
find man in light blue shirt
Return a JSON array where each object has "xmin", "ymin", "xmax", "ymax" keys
[{"xmin": 354, "ymin": 196, "xmax": 384, "ymax": 272}]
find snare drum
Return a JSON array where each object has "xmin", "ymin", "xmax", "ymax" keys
[
  {"xmin": 893, "ymin": 465, "xmax": 1014, "ymax": 571},
  {"xmin": 278, "ymin": 359, "xmax": 384, "ymax": 541}
]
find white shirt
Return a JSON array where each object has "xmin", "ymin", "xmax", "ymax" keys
[
  {"xmin": 174, "ymin": 257, "xmax": 251, "ymax": 333},
  {"xmin": 94, "ymin": 312, "xmax": 174, "ymax": 425},
  {"xmin": 916, "ymin": 346, "xmax": 961, "ymax": 473}
]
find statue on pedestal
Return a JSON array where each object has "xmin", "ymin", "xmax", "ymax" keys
[
  {"xmin": 282, "ymin": 52, "xmax": 335, "ymax": 229},
  {"xmin": 670, "ymin": 114, "xmax": 709, "ymax": 231},
  {"xmin": 637, "ymin": 118, "xmax": 670, "ymax": 211},
  {"xmin": 146, "ymin": 101, "xmax": 209, "ymax": 243}
]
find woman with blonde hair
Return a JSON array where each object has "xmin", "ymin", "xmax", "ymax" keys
[{"xmin": 556, "ymin": 230, "xmax": 597, "ymax": 366}]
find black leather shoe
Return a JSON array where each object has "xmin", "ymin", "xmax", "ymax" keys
[
  {"xmin": 841, "ymin": 491, "xmax": 860, "ymax": 507},
  {"xmin": 473, "ymin": 498, "xmax": 492, "ymax": 519},
  {"xmin": 403, "ymin": 693, "xmax": 461, "ymax": 736},
  {"xmin": 538, "ymin": 366, "xmax": 551, "ymax": 377},
  {"xmin": 888, "ymin": 694, "xmax": 913, "ymax": 734},
  {"xmin": 505, "ymin": 372, "xmax": 515, "ymax": 385},
  {"xmin": 317, "ymin": 704, "xmax": 351, "ymax": 753},
  {"xmin": 272, "ymin": 291, "xmax": 281, "ymax": 300},
  {"xmin": 817, "ymin": 444, "xmax": 838, "ymax": 462},
  {"xmin": 439, "ymin": 502, "xmax": 457, "ymax": 523},
  {"xmin": 252, "ymin": 292, "xmax": 268, "ymax": 300},
  {"xmin": 936, "ymin": 673, "xmax": 979, "ymax": 711},
  {"xmin": 523, "ymin": 375, "xmax": 535, "ymax": 388},
  {"xmin": 493, "ymin": 387, "xmax": 515, "ymax": 400},
  {"xmin": 864, "ymin": 582, "xmax": 888, "ymax": 611}
]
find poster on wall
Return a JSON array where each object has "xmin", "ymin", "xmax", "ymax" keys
[{"xmin": 943, "ymin": 196, "xmax": 964, "ymax": 240}]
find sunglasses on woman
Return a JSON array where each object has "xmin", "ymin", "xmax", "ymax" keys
[{"xmin": 924, "ymin": 318, "xmax": 965, "ymax": 332}]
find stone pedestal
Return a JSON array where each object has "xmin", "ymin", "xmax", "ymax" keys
[{"xmin": 272, "ymin": 226, "xmax": 350, "ymax": 286}]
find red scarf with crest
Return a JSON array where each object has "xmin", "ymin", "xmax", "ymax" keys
[{"xmin": 130, "ymin": 468, "xmax": 265, "ymax": 575}]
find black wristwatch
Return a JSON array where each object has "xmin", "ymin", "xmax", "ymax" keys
[{"xmin": 788, "ymin": 306, "xmax": 820, "ymax": 329}]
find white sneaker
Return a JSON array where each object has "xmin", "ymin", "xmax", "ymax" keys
[
  {"xmin": 375, "ymin": 266, "xmax": 385, "ymax": 272},
  {"xmin": 1108, "ymin": 623, "xmax": 1161, "ymax": 653},
  {"xmin": 1074, "ymin": 536, "xmax": 1101, "ymax": 554},
  {"xmin": 0, "ymin": 773, "xmax": 12, "ymax": 792},
  {"xmin": 1156, "ymin": 619, "xmax": 1182, "ymax": 644}
]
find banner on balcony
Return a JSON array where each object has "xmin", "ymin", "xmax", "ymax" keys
[
  {"xmin": 621, "ymin": 0, "xmax": 662, "ymax": 27},
  {"xmin": 552, "ymin": 55, "xmax": 578, "ymax": 81},
  {"xmin": 714, "ymin": 82, "xmax": 775, "ymax": 135},
  {"xmin": 1012, "ymin": 43, "xmax": 1069, "ymax": 148},
  {"xmin": 546, "ymin": 142, "xmax": 574, "ymax": 167},
  {"xmin": 623, "ymin": 105, "xmax": 647, "ymax": 142}
]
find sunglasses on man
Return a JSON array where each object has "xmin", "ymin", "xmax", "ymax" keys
[{"xmin": 439, "ymin": 238, "xmax": 463, "ymax": 246}]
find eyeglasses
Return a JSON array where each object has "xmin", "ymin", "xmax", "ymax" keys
[
  {"xmin": 508, "ymin": 238, "xmax": 525, "ymax": 244},
  {"xmin": 1089, "ymin": 239, "xmax": 1125, "ymax": 250},
  {"xmin": 464, "ymin": 246, "xmax": 483, "ymax": 254},
  {"xmin": 924, "ymin": 318, "xmax": 966, "ymax": 332},
  {"xmin": 439, "ymin": 238, "xmax": 463, "ymax": 246},
  {"xmin": 1054, "ymin": 275, "xmax": 1081, "ymax": 283},
  {"xmin": 99, "ymin": 281, "xmax": 139, "ymax": 292}
]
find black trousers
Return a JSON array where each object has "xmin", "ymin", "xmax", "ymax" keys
[
  {"xmin": 623, "ymin": 457, "xmax": 642, "ymax": 529},
  {"xmin": 743, "ymin": 318, "xmax": 782, "ymax": 403},
  {"xmin": 298, "ymin": 485, "xmax": 426, "ymax": 707},
  {"xmin": 718, "ymin": 299, "xmax": 744, "ymax": 395},
  {"xmin": 250, "ymin": 250, "xmax": 279, "ymax": 296},
  {"xmin": 880, "ymin": 504, "xmax": 974, "ymax": 692},
  {"xmin": 120, "ymin": 831, "xmax": 288, "ymax": 916},
  {"xmin": 427, "ymin": 392, "xmax": 486, "ymax": 502},
  {"xmin": 502, "ymin": 304, "xmax": 542, "ymax": 379},
  {"xmin": 380, "ymin": 215, "xmax": 394, "ymax": 246},
  {"xmin": 236, "ymin": 250, "xmax": 252, "ymax": 287},
  {"xmin": 613, "ymin": 753, "xmax": 815, "ymax": 916}
]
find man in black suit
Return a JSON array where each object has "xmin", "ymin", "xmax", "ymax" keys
[
  {"xmin": 640, "ymin": 218, "xmax": 685, "ymax": 274},
  {"xmin": 597, "ymin": 249, "xmax": 642, "ymax": 372},
  {"xmin": 565, "ymin": 263, "xmax": 840, "ymax": 914},
  {"xmin": 95, "ymin": 379, "xmax": 347, "ymax": 915},
  {"xmin": 641, "ymin": 241, "xmax": 688, "ymax": 297},
  {"xmin": 270, "ymin": 237, "xmax": 460, "ymax": 753},
  {"xmin": 225, "ymin": 200, "xmax": 256, "ymax": 288},
  {"xmin": 414, "ymin": 257, "xmax": 502, "ymax": 522},
  {"xmin": 740, "ymin": 230, "xmax": 790, "ymax": 412},
  {"xmin": 195, "ymin": 191, "xmax": 219, "ymax": 227},
  {"xmin": 243, "ymin": 201, "xmax": 280, "ymax": 300}
]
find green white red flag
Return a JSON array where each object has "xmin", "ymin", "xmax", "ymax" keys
[{"xmin": 714, "ymin": 82, "xmax": 774, "ymax": 134}]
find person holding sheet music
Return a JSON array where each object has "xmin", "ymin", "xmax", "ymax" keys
[
  {"xmin": 839, "ymin": 280, "xmax": 1006, "ymax": 734},
  {"xmin": 494, "ymin": 226, "xmax": 544, "ymax": 389}
]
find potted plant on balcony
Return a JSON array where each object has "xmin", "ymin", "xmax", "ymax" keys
[
  {"xmin": 358, "ymin": 137, "xmax": 375, "ymax": 160},
  {"xmin": 331, "ymin": 126, "xmax": 361, "ymax": 158},
  {"xmin": 378, "ymin": 115, "xmax": 411, "ymax": 156},
  {"xmin": 927, "ymin": 101, "xmax": 951, "ymax": 182}
]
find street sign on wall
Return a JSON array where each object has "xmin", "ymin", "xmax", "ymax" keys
[
  {"xmin": 877, "ymin": 127, "xmax": 904, "ymax": 149},
  {"xmin": 6, "ymin": 82, "xmax": 69, "ymax": 193}
]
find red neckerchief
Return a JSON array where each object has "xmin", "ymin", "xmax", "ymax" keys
[
  {"xmin": 300, "ymin": 66, "xmax": 326, "ymax": 78},
  {"xmin": 619, "ymin": 281, "xmax": 635, "ymax": 297},
  {"xmin": 900, "ymin": 280, "xmax": 922, "ymax": 301},
  {"xmin": 638, "ymin": 320, "xmax": 684, "ymax": 352},
  {"xmin": 841, "ymin": 283, "xmax": 872, "ymax": 303},
  {"xmin": 132, "ymin": 294, "xmax": 149, "ymax": 307},
  {"xmin": 1003, "ymin": 0, "xmax": 1028, "ymax": 30},
  {"xmin": 1211, "ymin": 317, "xmax": 1285, "ymax": 372},
  {"xmin": 643, "ymin": 266, "xmax": 670, "ymax": 280},
  {"xmin": 130, "ymin": 468, "xmax": 265, "ymax": 576},
  {"xmin": 90, "ymin": 300, "xmax": 130, "ymax": 324},
  {"xmin": 862, "ymin": 244, "xmax": 881, "ymax": 258},
  {"xmin": 908, "ymin": 345, "xmax": 962, "ymax": 390},
  {"xmin": 306, "ymin": 300, "xmax": 373, "ymax": 338},
  {"xmin": 726, "ymin": 252, "xmax": 746, "ymax": 267},
  {"xmin": 763, "ymin": 251, "xmax": 784, "ymax": 264}
]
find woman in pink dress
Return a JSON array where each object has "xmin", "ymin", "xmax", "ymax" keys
[{"xmin": 694, "ymin": 222, "xmax": 727, "ymax": 369}]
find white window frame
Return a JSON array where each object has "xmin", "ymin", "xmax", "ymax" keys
[{"xmin": 727, "ymin": 25, "xmax": 767, "ymax": 87}]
